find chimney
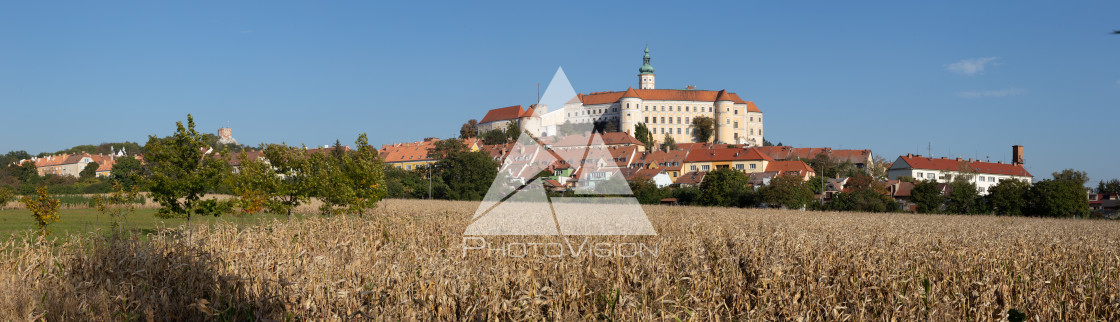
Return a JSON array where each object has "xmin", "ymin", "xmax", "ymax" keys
[
  {"xmin": 955, "ymin": 157, "xmax": 962, "ymax": 162},
  {"xmin": 686, "ymin": 85, "xmax": 696, "ymax": 90},
  {"xmin": 906, "ymin": 153, "xmax": 912, "ymax": 158},
  {"xmin": 1012, "ymin": 145, "xmax": 1024, "ymax": 166},
  {"xmin": 997, "ymin": 161, "xmax": 1003, "ymax": 164}
]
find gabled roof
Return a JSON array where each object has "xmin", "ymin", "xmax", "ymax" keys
[
  {"xmin": 480, "ymin": 105, "xmax": 528, "ymax": 124},
  {"xmin": 896, "ymin": 155, "xmax": 1033, "ymax": 177},
  {"xmin": 684, "ymin": 147, "xmax": 775, "ymax": 163}
]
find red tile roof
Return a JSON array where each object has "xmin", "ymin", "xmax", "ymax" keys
[
  {"xmin": 577, "ymin": 89, "xmax": 759, "ymax": 110},
  {"xmin": 764, "ymin": 160, "xmax": 814, "ymax": 175},
  {"xmin": 897, "ymin": 155, "xmax": 1033, "ymax": 177},
  {"xmin": 480, "ymin": 105, "xmax": 528, "ymax": 124},
  {"xmin": 674, "ymin": 171, "xmax": 706, "ymax": 185},
  {"xmin": 684, "ymin": 147, "xmax": 775, "ymax": 163}
]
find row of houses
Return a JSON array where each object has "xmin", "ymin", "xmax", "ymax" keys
[{"xmin": 15, "ymin": 151, "xmax": 133, "ymax": 178}]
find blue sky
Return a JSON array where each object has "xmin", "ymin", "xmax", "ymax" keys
[{"xmin": 1, "ymin": 1, "xmax": 1118, "ymax": 183}]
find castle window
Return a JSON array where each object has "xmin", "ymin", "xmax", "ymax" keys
[
  {"xmin": 686, "ymin": 106, "xmax": 690, "ymax": 112},
  {"xmin": 677, "ymin": 128, "xmax": 681, "ymax": 134},
  {"xmin": 645, "ymin": 117, "xmax": 649, "ymax": 123},
  {"xmin": 677, "ymin": 106, "xmax": 681, "ymax": 111},
  {"xmin": 661, "ymin": 117, "xmax": 665, "ymax": 123},
  {"xmin": 677, "ymin": 117, "xmax": 681, "ymax": 123},
  {"xmin": 734, "ymin": 121, "xmax": 739, "ymax": 128},
  {"xmin": 735, "ymin": 109, "xmax": 739, "ymax": 115}
]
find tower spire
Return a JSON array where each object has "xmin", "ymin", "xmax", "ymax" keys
[{"xmin": 638, "ymin": 45, "xmax": 655, "ymax": 89}]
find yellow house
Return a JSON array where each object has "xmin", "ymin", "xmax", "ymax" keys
[
  {"xmin": 682, "ymin": 147, "xmax": 775, "ymax": 174},
  {"xmin": 380, "ymin": 137, "xmax": 480, "ymax": 170}
]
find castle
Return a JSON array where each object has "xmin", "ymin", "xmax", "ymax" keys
[{"xmin": 478, "ymin": 46, "xmax": 765, "ymax": 146}]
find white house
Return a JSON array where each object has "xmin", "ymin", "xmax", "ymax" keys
[{"xmin": 887, "ymin": 153, "xmax": 1032, "ymax": 195}]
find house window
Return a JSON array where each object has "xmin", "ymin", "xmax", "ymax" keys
[
  {"xmin": 979, "ymin": 177, "xmax": 985, "ymax": 182},
  {"xmin": 979, "ymin": 187, "xmax": 986, "ymax": 193},
  {"xmin": 702, "ymin": 165, "xmax": 711, "ymax": 171},
  {"xmin": 736, "ymin": 164, "xmax": 744, "ymax": 170},
  {"xmin": 750, "ymin": 164, "xmax": 756, "ymax": 169}
]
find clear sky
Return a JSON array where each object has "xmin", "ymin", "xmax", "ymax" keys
[{"xmin": 1, "ymin": 1, "xmax": 1118, "ymax": 183}]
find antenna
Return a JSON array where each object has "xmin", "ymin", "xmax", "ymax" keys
[{"xmin": 927, "ymin": 142, "xmax": 931, "ymax": 157}]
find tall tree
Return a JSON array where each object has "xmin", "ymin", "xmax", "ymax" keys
[
  {"xmin": 505, "ymin": 121, "xmax": 521, "ymax": 141},
  {"xmin": 110, "ymin": 156, "xmax": 144, "ymax": 189},
  {"xmin": 1029, "ymin": 171, "xmax": 1090, "ymax": 218},
  {"xmin": 459, "ymin": 119, "xmax": 479, "ymax": 139},
  {"xmin": 435, "ymin": 149, "xmax": 498, "ymax": 201},
  {"xmin": 660, "ymin": 133, "xmax": 677, "ymax": 152},
  {"xmin": 427, "ymin": 139, "xmax": 468, "ymax": 160},
  {"xmin": 263, "ymin": 144, "xmax": 314, "ymax": 217},
  {"xmin": 691, "ymin": 116, "xmax": 715, "ymax": 143},
  {"xmin": 309, "ymin": 134, "xmax": 387, "ymax": 215},
  {"xmin": 79, "ymin": 162, "xmax": 100, "ymax": 179},
  {"xmin": 226, "ymin": 152, "xmax": 278, "ymax": 215},
  {"xmin": 697, "ymin": 168, "xmax": 751, "ymax": 207},
  {"xmin": 634, "ymin": 123, "xmax": 654, "ymax": 151},
  {"xmin": 1052, "ymin": 169, "xmax": 1089, "ymax": 186},
  {"xmin": 145, "ymin": 114, "xmax": 231, "ymax": 222},
  {"xmin": 481, "ymin": 130, "xmax": 508, "ymax": 145},
  {"xmin": 988, "ymin": 179, "xmax": 1030, "ymax": 216},
  {"xmin": 1097, "ymin": 179, "xmax": 1120, "ymax": 194},
  {"xmin": 760, "ymin": 173, "xmax": 814, "ymax": 209},
  {"xmin": 910, "ymin": 180, "xmax": 945, "ymax": 213},
  {"xmin": 946, "ymin": 179, "xmax": 981, "ymax": 214}
]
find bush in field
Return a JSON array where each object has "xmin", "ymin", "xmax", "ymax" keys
[
  {"xmin": 0, "ymin": 187, "xmax": 14, "ymax": 209},
  {"xmin": 21, "ymin": 187, "xmax": 60, "ymax": 235}
]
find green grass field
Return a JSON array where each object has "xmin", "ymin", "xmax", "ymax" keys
[{"xmin": 0, "ymin": 208, "xmax": 302, "ymax": 241}]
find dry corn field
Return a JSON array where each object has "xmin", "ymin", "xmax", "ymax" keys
[{"xmin": 2, "ymin": 199, "xmax": 1119, "ymax": 320}]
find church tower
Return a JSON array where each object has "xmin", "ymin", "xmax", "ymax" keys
[{"xmin": 638, "ymin": 46, "xmax": 655, "ymax": 89}]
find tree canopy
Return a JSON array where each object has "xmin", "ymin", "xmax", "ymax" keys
[{"xmin": 691, "ymin": 116, "xmax": 714, "ymax": 143}]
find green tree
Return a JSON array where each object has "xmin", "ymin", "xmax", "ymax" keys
[
  {"xmin": 829, "ymin": 189, "xmax": 897, "ymax": 213},
  {"xmin": 22, "ymin": 187, "xmax": 60, "ymax": 235},
  {"xmin": 481, "ymin": 130, "xmax": 508, "ymax": 145},
  {"xmin": 460, "ymin": 119, "xmax": 479, "ymax": 139},
  {"xmin": 79, "ymin": 162, "xmax": 99, "ymax": 180},
  {"xmin": 630, "ymin": 180, "xmax": 669, "ymax": 205},
  {"xmin": 263, "ymin": 144, "xmax": 314, "ymax": 217},
  {"xmin": 110, "ymin": 156, "xmax": 144, "ymax": 189},
  {"xmin": 1052, "ymin": 169, "xmax": 1089, "ymax": 186},
  {"xmin": 428, "ymin": 139, "xmax": 468, "ymax": 160},
  {"xmin": 1030, "ymin": 178, "xmax": 1089, "ymax": 218},
  {"xmin": 145, "ymin": 114, "xmax": 231, "ymax": 223},
  {"xmin": 634, "ymin": 123, "xmax": 654, "ymax": 151},
  {"xmin": 697, "ymin": 168, "xmax": 750, "ymax": 207},
  {"xmin": 505, "ymin": 122, "xmax": 521, "ymax": 141},
  {"xmin": 1096, "ymin": 179, "xmax": 1120, "ymax": 194},
  {"xmin": 988, "ymin": 179, "xmax": 1030, "ymax": 216},
  {"xmin": 0, "ymin": 187, "xmax": 14, "ymax": 209},
  {"xmin": 660, "ymin": 133, "xmax": 677, "ymax": 152},
  {"xmin": 435, "ymin": 150, "xmax": 499, "ymax": 200},
  {"xmin": 227, "ymin": 152, "xmax": 278, "ymax": 215},
  {"xmin": 691, "ymin": 116, "xmax": 715, "ymax": 143},
  {"xmin": 760, "ymin": 173, "xmax": 813, "ymax": 209},
  {"xmin": 910, "ymin": 180, "xmax": 945, "ymax": 214},
  {"xmin": 946, "ymin": 179, "xmax": 981, "ymax": 214},
  {"xmin": 16, "ymin": 161, "xmax": 38, "ymax": 184},
  {"xmin": 309, "ymin": 134, "xmax": 387, "ymax": 215}
]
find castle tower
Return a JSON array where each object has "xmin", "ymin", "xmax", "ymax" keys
[
  {"xmin": 714, "ymin": 90, "xmax": 734, "ymax": 144},
  {"xmin": 638, "ymin": 46, "xmax": 655, "ymax": 89},
  {"xmin": 619, "ymin": 87, "xmax": 642, "ymax": 135}
]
